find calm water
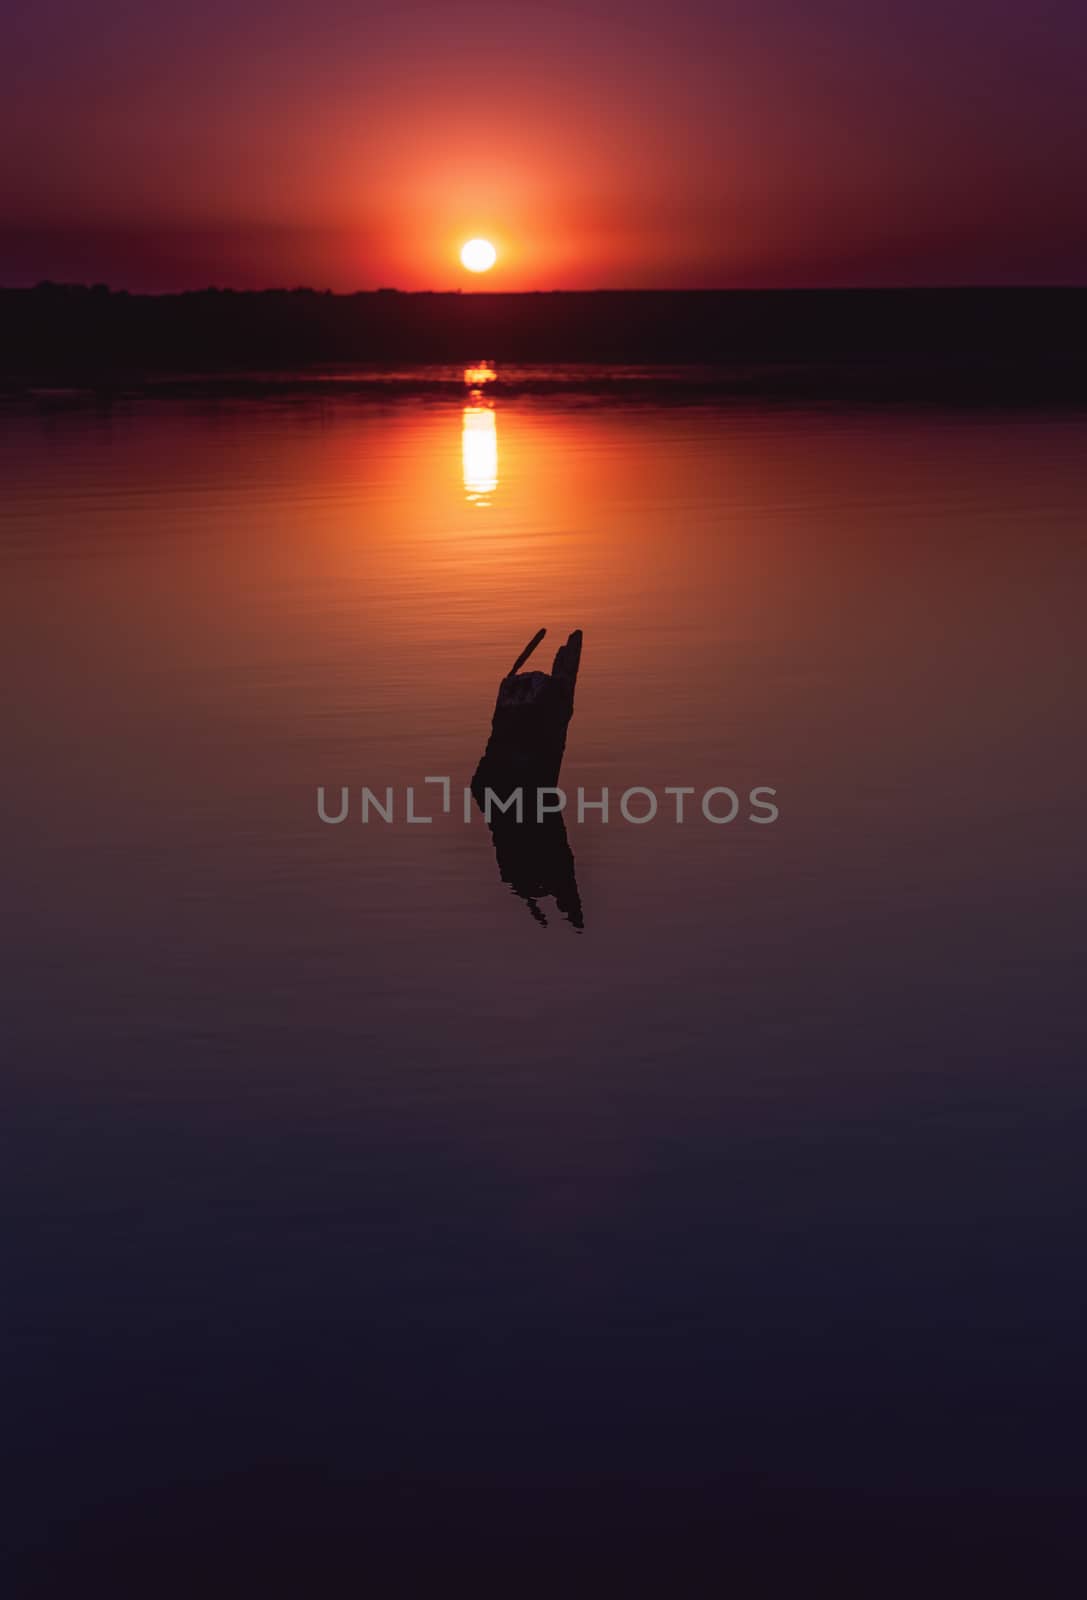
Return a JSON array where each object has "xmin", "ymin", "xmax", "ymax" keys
[{"xmin": 3, "ymin": 380, "xmax": 1086, "ymax": 1590}]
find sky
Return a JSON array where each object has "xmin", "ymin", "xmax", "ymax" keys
[{"xmin": 3, "ymin": 0, "xmax": 1086, "ymax": 291}]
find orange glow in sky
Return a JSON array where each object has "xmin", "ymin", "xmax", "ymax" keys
[{"xmin": 3, "ymin": 0, "xmax": 1086, "ymax": 292}]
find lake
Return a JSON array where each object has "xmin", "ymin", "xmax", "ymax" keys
[{"xmin": 3, "ymin": 374, "xmax": 1086, "ymax": 1591}]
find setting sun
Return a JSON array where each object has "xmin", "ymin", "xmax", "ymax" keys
[{"xmin": 460, "ymin": 238, "xmax": 497, "ymax": 273}]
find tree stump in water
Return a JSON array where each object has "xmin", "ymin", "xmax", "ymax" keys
[
  {"xmin": 471, "ymin": 628, "xmax": 583, "ymax": 802},
  {"xmin": 471, "ymin": 628, "xmax": 584, "ymax": 929}
]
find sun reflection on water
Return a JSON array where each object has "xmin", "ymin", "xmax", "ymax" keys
[
  {"xmin": 462, "ymin": 406, "xmax": 498, "ymax": 504},
  {"xmin": 462, "ymin": 361, "xmax": 498, "ymax": 505}
]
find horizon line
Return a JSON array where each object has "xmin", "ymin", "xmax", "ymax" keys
[{"xmin": 5, "ymin": 281, "xmax": 1087, "ymax": 297}]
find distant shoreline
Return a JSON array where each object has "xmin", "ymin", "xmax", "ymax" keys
[{"xmin": 3, "ymin": 285, "xmax": 1086, "ymax": 402}]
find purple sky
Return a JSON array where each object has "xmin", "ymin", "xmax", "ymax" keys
[{"xmin": 3, "ymin": 0, "xmax": 1086, "ymax": 289}]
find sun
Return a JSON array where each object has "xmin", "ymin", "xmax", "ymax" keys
[{"xmin": 460, "ymin": 238, "xmax": 497, "ymax": 273}]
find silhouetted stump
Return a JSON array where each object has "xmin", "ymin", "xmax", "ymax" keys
[
  {"xmin": 472, "ymin": 628, "xmax": 584, "ymax": 929},
  {"xmin": 472, "ymin": 628, "xmax": 582, "ymax": 800}
]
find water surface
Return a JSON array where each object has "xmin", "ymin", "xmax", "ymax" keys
[{"xmin": 3, "ymin": 379, "xmax": 1086, "ymax": 1589}]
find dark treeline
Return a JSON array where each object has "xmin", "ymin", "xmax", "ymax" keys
[{"xmin": 2, "ymin": 283, "xmax": 1086, "ymax": 400}]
